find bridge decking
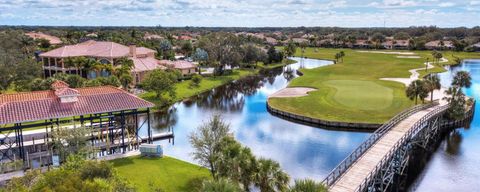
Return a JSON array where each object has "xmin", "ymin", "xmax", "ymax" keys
[{"xmin": 329, "ymin": 106, "xmax": 439, "ymax": 192}]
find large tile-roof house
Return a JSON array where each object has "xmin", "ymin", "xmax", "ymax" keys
[
  {"xmin": 39, "ymin": 40, "xmax": 164, "ymax": 84},
  {"xmin": 425, "ymin": 40, "xmax": 454, "ymax": 50},
  {"xmin": 158, "ymin": 60, "xmax": 197, "ymax": 75},
  {"xmin": 25, "ymin": 31, "xmax": 63, "ymax": 45}
]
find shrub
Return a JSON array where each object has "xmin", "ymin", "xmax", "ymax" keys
[{"xmin": 190, "ymin": 74, "xmax": 203, "ymax": 87}]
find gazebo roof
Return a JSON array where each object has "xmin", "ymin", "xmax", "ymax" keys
[{"xmin": 0, "ymin": 84, "xmax": 154, "ymax": 124}]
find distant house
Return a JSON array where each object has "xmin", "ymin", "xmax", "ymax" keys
[
  {"xmin": 159, "ymin": 60, "xmax": 197, "ymax": 75},
  {"xmin": 291, "ymin": 38, "xmax": 309, "ymax": 44},
  {"xmin": 353, "ymin": 40, "xmax": 370, "ymax": 49},
  {"xmin": 393, "ymin": 40, "xmax": 410, "ymax": 49},
  {"xmin": 178, "ymin": 35, "xmax": 193, "ymax": 41},
  {"xmin": 265, "ymin": 37, "xmax": 278, "ymax": 45},
  {"xmin": 25, "ymin": 31, "xmax": 62, "ymax": 45},
  {"xmin": 39, "ymin": 40, "xmax": 165, "ymax": 84},
  {"xmin": 86, "ymin": 32, "xmax": 98, "ymax": 38},
  {"xmin": 471, "ymin": 42, "xmax": 480, "ymax": 51},
  {"xmin": 317, "ymin": 39, "xmax": 333, "ymax": 47},
  {"xmin": 382, "ymin": 40, "xmax": 394, "ymax": 49},
  {"xmin": 144, "ymin": 33, "xmax": 163, "ymax": 40},
  {"xmin": 425, "ymin": 40, "xmax": 454, "ymax": 50}
]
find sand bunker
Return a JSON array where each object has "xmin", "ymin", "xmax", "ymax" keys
[
  {"xmin": 357, "ymin": 51, "xmax": 416, "ymax": 55},
  {"xmin": 396, "ymin": 56, "xmax": 421, "ymax": 59},
  {"xmin": 269, "ymin": 87, "xmax": 316, "ymax": 98}
]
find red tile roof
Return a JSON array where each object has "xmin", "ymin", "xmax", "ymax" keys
[
  {"xmin": 0, "ymin": 86, "xmax": 154, "ymax": 124},
  {"xmin": 39, "ymin": 40, "xmax": 155, "ymax": 58},
  {"xmin": 131, "ymin": 56, "xmax": 166, "ymax": 72},
  {"xmin": 25, "ymin": 32, "xmax": 62, "ymax": 45},
  {"xmin": 159, "ymin": 60, "xmax": 196, "ymax": 69},
  {"xmin": 51, "ymin": 80, "xmax": 70, "ymax": 90},
  {"xmin": 54, "ymin": 88, "xmax": 79, "ymax": 97},
  {"xmin": 178, "ymin": 35, "xmax": 193, "ymax": 40}
]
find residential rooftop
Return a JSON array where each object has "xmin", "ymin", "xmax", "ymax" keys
[{"xmin": 0, "ymin": 81, "xmax": 154, "ymax": 124}]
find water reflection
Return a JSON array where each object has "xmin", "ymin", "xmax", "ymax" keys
[
  {"xmin": 141, "ymin": 57, "xmax": 370, "ymax": 180},
  {"xmin": 412, "ymin": 59, "xmax": 480, "ymax": 191},
  {"xmin": 445, "ymin": 130, "xmax": 463, "ymax": 155}
]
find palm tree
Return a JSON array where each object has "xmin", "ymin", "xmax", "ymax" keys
[
  {"xmin": 435, "ymin": 52, "xmax": 443, "ymax": 64},
  {"xmin": 91, "ymin": 61, "xmax": 104, "ymax": 78},
  {"xmin": 289, "ymin": 179, "xmax": 328, "ymax": 192},
  {"xmin": 119, "ymin": 74, "xmax": 133, "ymax": 90},
  {"xmin": 82, "ymin": 58, "xmax": 97, "ymax": 78},
  {"xmin": 406, "ymin": 80, "xmax": 429, "ymax": 104},
  {"xmin": 63, "ymin": 58, "xmax": 75, "ymax": 74},
  {"xmin": 444, "ymin": 86, "xmax": 467, "ymax": 120},
  {"xmin": 452, "ymin": 71, "xmax": 472, "ymax": 88},
  {"xmin": 254, "ymin": 158, "xmax": 290, "ymax": 192},
  {"xmin": 424, "ymin": 74, "xmax": 441, "ymax": 101},
  {"xmin": 339, "ymin": 51, "xmax": 345, "ymax": 62},
  {"xmin": 117, "ymin": 57, "xmax": 134, "ymax": 70},
  {"xmin": 201, "ymin": 178, "xmax": 242, "ymax": 192},
  {"xmin": 73, "ymin": 56, "xmax": 87, "ymax": 77},
  {"xmin": 103, "ymin": 64, "xmax": 115, "ymax": 77},
  {"xmin": 334, "ymin": 53, "xmax": 340, "ymax": 63}
]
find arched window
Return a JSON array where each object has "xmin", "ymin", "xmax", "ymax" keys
[{"xmin": 99, "ymin": 58, "xmax": 110, "ymax": 64}]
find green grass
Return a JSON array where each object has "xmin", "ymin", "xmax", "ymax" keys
[
  {"xmin": 324, "ymin": 80, "xmax": 393, "ymax": 111},
  {"xmin": 268, "ymin": 48, "xmax": 480, "ymax": 124},
  {"xmin": 141, "ymin": 69, "xmax": 257, "ymax": 108},
  {"xmin": 111, "ymin": 156, "xmax": 211, "ymax": 192},
  {"xmin": 257, "ymin": 59, "xmax": 297, "ymax": 69}
]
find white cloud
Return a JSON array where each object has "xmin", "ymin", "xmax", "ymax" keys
[
  {"xmin": 470, "ymin": 1, "xmax": 480, "ymax": 5},
  {"xmin": 439, "ymin": 2, "xmax": 456, "ymax": 7},
  {"xmin": 0, "ymin": 0, "xmax": 478, "ymax": 27},
  {"xmin": 370, "ymin": 0, "xmax": 418, "ymax": 8}
]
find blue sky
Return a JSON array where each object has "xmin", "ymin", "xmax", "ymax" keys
[{"xmin": 0, "ymin": 0, "xmax": 479, "ymax": 27}]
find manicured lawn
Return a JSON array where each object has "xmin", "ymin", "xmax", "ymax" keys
[
  {"xmin": 111, "ymin": 156, "xmax": 211, "ymax": 192},
  {"xmin": 268, "ymin": 48, "xmax": 480, "ymax": 124},
  {"xmin": 141, "ymin": 69, "xmax": 257, "ymax": 108}
]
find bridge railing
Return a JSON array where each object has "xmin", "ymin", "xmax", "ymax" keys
[
  {"xmin": 355, "ymin": 103, "xmax": 448, "ymax": 192},
  {"xmin": 322, "ymin": 101, "xmax": 439, "ymax": 186}
]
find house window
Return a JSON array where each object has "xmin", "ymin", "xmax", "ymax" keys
[
  {"xmin": 88, "ymin": 71, "xmax": 97, "ymax": 79},
  {"xmin": 99, "ymin": 59, "xmax": 110, "ymax": 64}
]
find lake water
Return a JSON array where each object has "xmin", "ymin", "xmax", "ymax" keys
[
  {"xmin": 411, "ymin": 59, "xmax": 480, "ymax": 192},
  {"xmin": 138, "ymin": 57, "xmax": 479, "ymax": 190},
  {"xmin": 144, "ymin": 57, "xmax": 370, "ymax": 180}
]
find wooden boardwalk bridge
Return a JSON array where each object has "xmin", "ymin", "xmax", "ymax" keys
[{"xmin": 322, "ymin": 100, "xmax": 469, "ymax": 192}]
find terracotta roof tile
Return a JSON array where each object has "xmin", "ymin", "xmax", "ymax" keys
[
  {"xmin": 131, "ymin": 57, "xmax": 166, "ymax": 72},
  {"xmin": 25, "ymin": 32, "xmax": 62, "ymax": 45},
  {"xmin": 39, "ymin": 40, "xmax": 156, "ymax": 58},
  {"xmin": 159, "ymin": 60, "xmax": 196, "ymax": 69},
  {"xmin": 0, "ymin": 86, "xmax": 154, "ymax": 124}
]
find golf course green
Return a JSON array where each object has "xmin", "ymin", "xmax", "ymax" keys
[{"xmin": 268, "ymin": 48, "xmax": 480, "ymax": 124}]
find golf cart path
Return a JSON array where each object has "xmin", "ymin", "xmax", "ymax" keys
[
  {"xmin": 380, "ymin": 57, "xmax": 448, "ymax": 103},
  {"xmin": 380, "ymin": 58, "xmax": 447, "ymax": 86}
]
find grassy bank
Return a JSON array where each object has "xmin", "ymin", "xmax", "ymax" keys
[
  {"xmin": 140, "ymin": 69, "xmax": 257, "ymax": 108},
  {"xmin": 257, "ymin": 58, "xmax": 297, "ymax": 69},
  {"xmin": 140, "ymin": 59, "xmax": 296, "ymax": 109},
  {"xmin": 111, "ymin": 156, "xmax": 211, "ymax": 192},
  {"xmin": 268, "ymin": 48, "xmax": 480, "ymax": 124}
]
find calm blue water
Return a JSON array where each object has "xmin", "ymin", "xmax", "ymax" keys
[
  {"xmin": 143, "ymin": 57, "xmax": 370, "ymax": 180},
  {"xmin": 412, "ymin": 59, "xmax": 480, "ymax": 191}
]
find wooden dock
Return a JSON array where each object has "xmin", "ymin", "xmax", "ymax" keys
[{"xmin": 329, "ymin": 104, "xmax": 444, "ymax": 192}]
